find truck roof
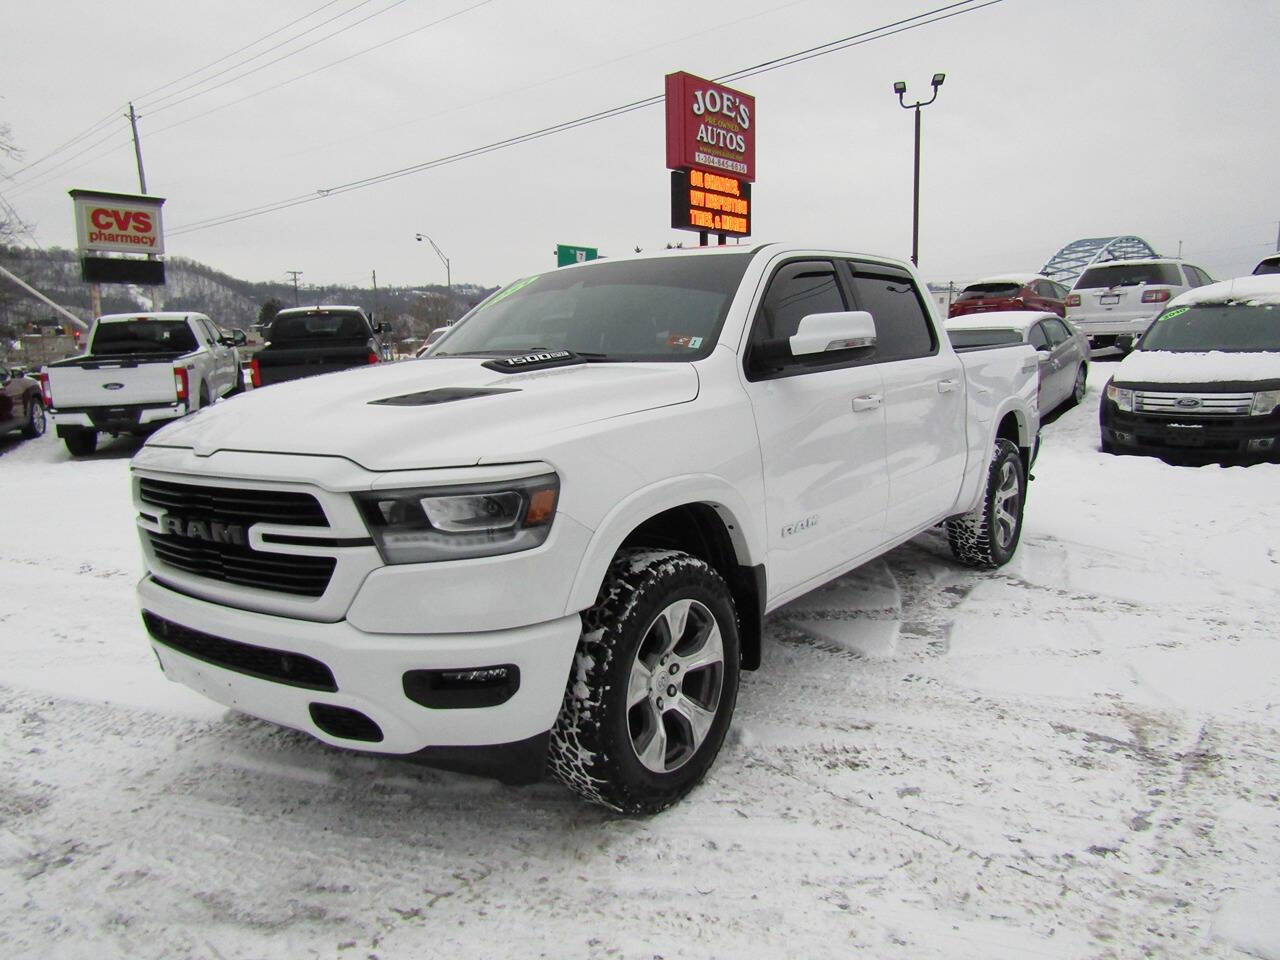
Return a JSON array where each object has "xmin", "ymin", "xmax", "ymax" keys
[{"xmin": 95, "ymin": 311, "xmax": 210, "ymax": 324}]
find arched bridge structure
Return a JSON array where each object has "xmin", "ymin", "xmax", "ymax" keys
[{"xmin": 1040, "ymin": 236, "xmax": 1160, "ymax": 286}]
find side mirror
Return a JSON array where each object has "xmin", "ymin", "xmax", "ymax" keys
[
  {"xmin": 789, "ymin": 310, "xmax": 877, "ymax": 356},
  {"xmin": 1036, "ymin": 343, "xmax": 1051, "ymax": 353},
  {"xmin": 232, "ymin": 330, "xmax": 247, "ymax": 346}
]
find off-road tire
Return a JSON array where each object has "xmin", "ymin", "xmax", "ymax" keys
[
  {"xmin": 548, "ymin": 548, "xmax": 741, "ymax": 814},
  {"xmin": 945, "ymin": 438, "xmax": 1025, "ymax": 569},
  {"xmin": 63, "ymin": 429, "xmax": 98, "ymax": 457},
  {"xmin": 22, "ymin": 398, "xmax": 46, "ymax": 438}
]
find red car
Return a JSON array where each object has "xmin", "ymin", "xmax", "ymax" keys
[{"xmin": 948, "ymin": 273, "xmax": 1070, "ymax": 318}]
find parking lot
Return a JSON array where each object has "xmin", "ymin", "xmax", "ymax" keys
[{"xmin": 2, "ymin": 357, "xmax": 1277, "ymax": 959}]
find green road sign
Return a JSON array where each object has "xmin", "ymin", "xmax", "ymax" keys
[{"xmin": 556, "ymin": 244, "xmax": 599, "ymax": 267}]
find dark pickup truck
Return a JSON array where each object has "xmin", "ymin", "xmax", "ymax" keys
[{"xmin": 249, "ymin": 306, "xmax": 387, "ymax": 387}]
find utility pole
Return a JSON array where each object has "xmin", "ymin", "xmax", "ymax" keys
[
  {"xmin": 286, "ymin": 270, "xmax": 303, "ymax": 305},
  {"xmin": 127, "ymin": 102, "xmax": 147, "ymax": 194},
  {"xmin": 371, "ymin": 269, "xmax": 378, "ymax": 318}
]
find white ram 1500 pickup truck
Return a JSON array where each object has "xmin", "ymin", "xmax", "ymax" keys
[
  {"xmin": 131, "ymin": 245, "xmax": 1040, "ymax": 813},
  {"xmin": 43, "ymin": 311, "xmax": 244, "ymax": 457}
]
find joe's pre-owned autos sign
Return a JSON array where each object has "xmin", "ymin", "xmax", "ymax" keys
[
  {"xmin": 70, "ymin": 189, "xmax": 165, "ymax": 255},
  {"xmin": 665, "ymin": 72, "xmax": 756, "ymax": 181}
]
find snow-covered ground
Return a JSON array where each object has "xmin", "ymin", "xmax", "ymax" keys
[{"xmin": 2, "ymin": 359, "xmax": 1278, "ymax": 960}]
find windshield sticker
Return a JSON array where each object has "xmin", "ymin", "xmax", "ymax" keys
[
  {"xmin": 1160, "ymin": 306, "xmax": 1190, "ymax": 322},
  {"xmin": 477, "ymin": 275, "xmax": 539, "ymax": 312},
  {"xmin": 667, "ymin": 335, "xmax": 704, "ymax": 349}
]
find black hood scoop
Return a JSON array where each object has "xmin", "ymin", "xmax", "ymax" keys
[{"xmin": 369, "ymin": 386, "xmax": 520, "ymax": 407}]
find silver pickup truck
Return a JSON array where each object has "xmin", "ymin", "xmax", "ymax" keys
[{"xmin": 42, "ymin": 311, "xmax": 244, "ymax": 456}]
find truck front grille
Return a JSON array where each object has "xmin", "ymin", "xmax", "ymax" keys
[
  {"xmin": 139, "ymin": 477, "xmax": 327, "ymax": 525},
  {"xmin": 1134, "ymin": 391, "xmax": 1253, "ymax": 417},
  {"xmin": 146, "ymin": 533, "xmax": 336, "ymax": 597},
  {"xmin": 140, "ymin": 478, "xmax": 336, "ymax": 596}
]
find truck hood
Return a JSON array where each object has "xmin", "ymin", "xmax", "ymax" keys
[
  {"xmin": 1113, "ymin": 350, "xmax": 1280, "ymax": 386},
  {"xmin": 145, "ymin": 358, "xmax": 700, "ymax": 471}
]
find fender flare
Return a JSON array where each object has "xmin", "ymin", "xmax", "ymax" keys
[{"xmin": 563, "ymin": 473, "xmax": 764, "ymax": 616}]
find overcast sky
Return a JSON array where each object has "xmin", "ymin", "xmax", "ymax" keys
[{"xmin": 2, "ymin": 0, "xmax": 1278, "ymax": 292}]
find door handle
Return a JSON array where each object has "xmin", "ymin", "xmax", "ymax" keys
[
  {"xmin": 937, "ymin": 378, "xmax": 959, "ymax": 393},
  {"xmin": 852, "ymin": 394, "xmax": 882, "ymax": 412}
]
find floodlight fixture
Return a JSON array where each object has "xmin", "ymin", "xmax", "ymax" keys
[
  {"xmin": 893, "ymin": 80, "xmax": 907, "ymax": 94},
  {"xmin": 931, "ymin": 72, "xmax": 946, "ymax": 87}
]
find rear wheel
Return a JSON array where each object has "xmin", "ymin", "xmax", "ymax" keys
[
  {"xmin": 1069, "ymin": 364, "xmax": 1087, "ymax": 407},
  {"xmin": 198, "ymin": 382, "xmax": 211, "ymax": 410},
  {"xmin": 548, "ymin": 549, "xmax": 741, "ymax": 814},
  {"xmin": 22, "ymin": 397, "xmax": 46, "ymax": 438},
  {"xmin": 946, "ymin": 438, "xmax": 1026, "ymax": 568},
  {"xmin": 63, "ymin": 429, "xmax": 98, "ymax": 457},
  {"xmin": 227, "ymin": 366, "xmax": 245, "ymax": 396}
]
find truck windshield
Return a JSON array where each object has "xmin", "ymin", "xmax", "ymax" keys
[
  {"xmin": 271, "ymin": 311, "xmax": 369, "ymax": 341},
  {"xmin": 91, "ymin": 319, "xmax": 198, "ymax": 355},
  {"xmin": 1139, "ymin": 302, "xmax": 1280, "ymax": 352},
  {"xmin": 434, "ymin": 253, "xmax": 753, "ymax": 361}
]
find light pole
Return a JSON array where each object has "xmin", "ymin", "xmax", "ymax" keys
[
  {"xmin": 415, "ymin": 232, "xmax": 451, "ymax": 292},
  {"xmin": 893, "ymin": 72, "xmax": 945, "ymax": 267}
]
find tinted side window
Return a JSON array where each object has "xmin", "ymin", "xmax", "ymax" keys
[
  {"xmin": 1028, "ymin": 323, "xmax": 1050, "ymax": 349},
  {"xmin": 1042, "ymin": 317, "xmax": 1070, "ymax": 345},
  {"xmin": 846, "ymin": 263, "xmax": 936, "ymax": 362},
  {"xmin": 1033, "ymin": 281, "xmax": 1054, "ymax": 298},
  {"xmin": 746, "ymin": 260, "xmax": 854, "ymax": 378}
]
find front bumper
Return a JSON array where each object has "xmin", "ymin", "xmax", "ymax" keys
[
  {"xmin": 138, "ymin": 575, "xmax": 582, "ymax": 757},
  {"xmin": 1100, "ymin": 404, "xmax": 1280, "ymax": 461}
]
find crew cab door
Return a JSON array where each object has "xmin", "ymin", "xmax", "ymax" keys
[
  {"xmin": 741, "ymin": 258, "xmax": 889, "ymax": 600},
  {"xmin": 194, "ymin": 318, "xmax": 236, "ymax": 397},
  {"xmin": 843, "ymin": 260, "xmax": 966, "ymax": 538}
]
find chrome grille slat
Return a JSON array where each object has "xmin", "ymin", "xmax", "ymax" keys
[{"xmin": 1134, "ymin": 390, "xmax": 1253, "ymax": 417}]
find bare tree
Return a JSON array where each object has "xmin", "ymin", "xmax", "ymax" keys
[{"xmin": 1, "ymin": 122, "xmax": 30, "ymax": 244}]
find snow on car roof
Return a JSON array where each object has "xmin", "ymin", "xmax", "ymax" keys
[
  {"xmin": 968, "ymin": 273, "xmax": 1043, "ymax": 286},
  {"xmin": 274, "ymin": 304, "xmax": 365, "ymax": 315},
  {"xmin": 943, "ymin": 310, "xmax": 1060, "ymax": 333},
  {"xmin": 1167, "ymin": 273, "xmax": 1280, "ymax": 309},
  {"xmin": 96, "ymin": 311, "xmax": 209, "ymax": 323}
]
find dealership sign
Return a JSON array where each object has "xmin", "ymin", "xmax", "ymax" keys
[
  {"xmin": 665, "ymin": 72, "xmax": 756, "ymax": 181},
  {"xmin": 70, "ymin": 189, "xmax": 165, "ymax": 255},
  {"xmin": 671, "ymin": 169, "xmax": 751, "ymax": 237}
]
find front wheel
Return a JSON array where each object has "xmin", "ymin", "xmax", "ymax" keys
[
  {"xmin": 548, "ymin": 549, "xmax": 741, "ymax": 814},
  {"xmin": 22, "ymin": 398, "xmax": 46, "ymax": 438},
  {"xmin": 946, "ymin": 438, "xmax": 1026, "ymax": 568}
]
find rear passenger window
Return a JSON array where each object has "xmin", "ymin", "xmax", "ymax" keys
[
  {"xmin": 1028, "ymin": 324, "xmax": 1050, "ymax": 349},
  {"xmin": 845, "ymin": 263, "xmax": 936, "ymax": 362}
]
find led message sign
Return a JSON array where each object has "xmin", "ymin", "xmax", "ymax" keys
[{"xmin": 671, "ymin": 168, "xmax": 751, "ymax": 237}]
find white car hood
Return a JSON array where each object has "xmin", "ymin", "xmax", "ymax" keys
[
  {"xmin": 147, "ymin": 358, "xmax": 700, "ymax": 470},
  {"xmin": 1114, "ymin": 350, "xmax": 1280, "ymax": 385}
]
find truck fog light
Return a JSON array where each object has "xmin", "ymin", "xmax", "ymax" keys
[
  {"xmin": 1115, "ymin": 431, "xmax": 1134, "ymax": 443},
  {"xmin": 1246, "ymin": 438, "xmax": 1275, "ymax": 451},
  {"xmin": 403, "ymin": 665, "xmax": 520, "ymax": 709}
]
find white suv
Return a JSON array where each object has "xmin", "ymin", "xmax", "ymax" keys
[{"xmin": 1065, "ymin": 258, "xmax": 1213, "ymax": 353}]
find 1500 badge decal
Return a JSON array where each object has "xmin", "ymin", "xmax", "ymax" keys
[{"xmin": 781, "ymin": 515, "xmax": 818, "ymax": 538}]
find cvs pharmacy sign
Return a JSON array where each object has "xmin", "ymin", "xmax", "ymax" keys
[{"xmin": 70, "ymin": 189, "xmax": 166, "ymax": 255}]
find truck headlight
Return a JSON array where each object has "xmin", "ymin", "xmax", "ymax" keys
[
  {"xmin": 1252, "ymin": 390, "xmax": 1280, "ymax": 416},
  {"xmin": 1105, "ymin": 382, "xmax": 1134, "ymax": 412},
  {"xmin": 355, "ymin": 474, "xmax": 559, "ymax": 563}
]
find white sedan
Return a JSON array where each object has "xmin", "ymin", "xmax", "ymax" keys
[{"xmin": 945, "ymin": 310, "xmax": 1090, "ymax": 415}]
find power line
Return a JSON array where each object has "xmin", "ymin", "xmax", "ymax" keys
[
  {"xmin": 140, "ymin": 0, "xmax": 413, "ymax": 118},
  {"xmin": 170, "ymin": 0, "xmax": 1001, "ymax": 236},
  {"xmin": 146, "ymin": 0, "xmax": 496, "ymax": 135},
  {"xmin": 131, "ymin": 0, "xmax": 353, "ymax": 105}
]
